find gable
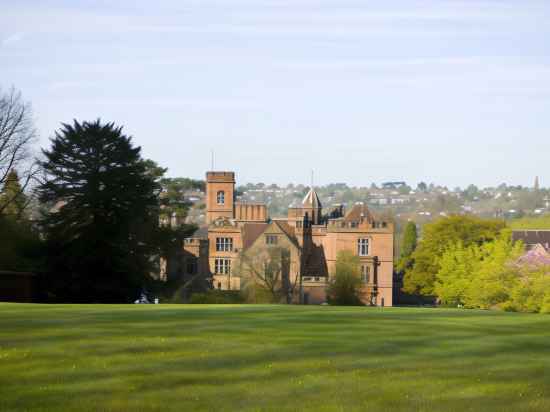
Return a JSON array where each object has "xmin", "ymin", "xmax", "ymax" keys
[{"xmin": 245, "ymin": 220, "xmax": 300, "ymax": 252}]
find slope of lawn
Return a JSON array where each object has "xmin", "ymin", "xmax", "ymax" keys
[{"xmin": 1, "ymin": 304, "xmax": 550, "ymax": 411}]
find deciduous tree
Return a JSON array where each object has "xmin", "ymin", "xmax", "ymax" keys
[
  {"xmin": 0, "ymin": 87, "xmax": 40, "ymax": 214},
  {"xmin": 403, "ymin": 215, "xmax": 505, "ymax": 296},
  {"xmin": 327, "ymin": 250, "xmax": 363, "ymax": 305}
]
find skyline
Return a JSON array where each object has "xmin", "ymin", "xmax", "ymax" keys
[{"xmin": 1, "ymin": 0, "xmax": 549, "ymax": 188}]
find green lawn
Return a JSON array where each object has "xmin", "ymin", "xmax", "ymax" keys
[{"xmin": 1, "ymin": 304, "xmax": 550, "ymax": 411}]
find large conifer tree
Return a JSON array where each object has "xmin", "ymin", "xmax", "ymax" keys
[{"xmin": 40, "ymin": 120, "xmax": 160, "ymax": 302}]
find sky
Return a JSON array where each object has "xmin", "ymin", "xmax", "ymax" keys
[{"xmin": 1, "ymin": 0, "xmax": 550, "ymax": 189}]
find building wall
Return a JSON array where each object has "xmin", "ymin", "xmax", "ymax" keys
[
  {"xmin": 312, "ymin": 225, "xmax": 394, "ymax": 306},
  {"xmin": 199, "ymin": 170, "xmax": 395, "ymax": 306},
  {"xmin": 206, "ymin": 172, "xmax": 235, "ymax": 224},
  {"xmin": 235, "ymin": 203, "xmax": 267, "ymax": 222},
  {"xmin": 208, "ymin": 223, "xmax": 242, "ymax": 290}
]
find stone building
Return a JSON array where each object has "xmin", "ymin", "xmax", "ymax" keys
[{"xmin": 173, "ymin": 171, "xmax": 394, "ymax": 305}]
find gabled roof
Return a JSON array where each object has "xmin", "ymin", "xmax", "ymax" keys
[
  {"xmin": 242, "ymin": 222, "xmax": 270, "ymax": 249},
  {"xmin": 273, "ymin": 220, "xmax": 299, "ymax": 247},
  {"xmin": 343, "ymin": 203, "xmax": 374, "ymax": 223},
  {"xmin": 192, "ymin": 226, "xmax": 209, "ymax": 238},
  {"xmin": 302, "ymin": 188, "xmax": 322, "ymax": 209},
  {"xmin": 244, "ymin": 220, "xmax": 300, "ymax": 251}
]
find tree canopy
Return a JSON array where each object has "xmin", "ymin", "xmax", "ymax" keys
[
  {"xmin": 396, "ymin": 221, "xmax": 417, "ymax": 273},
  {"xmin": 402, "ymin": 215, "xmax": 506, "ymax": 296},
  {"xmin": 39, "ymin": 119, "xmax": 161, "ymax": 302},
  {"xmin": 327, "ymin": 250, "xmax": 363, "ymax": 305}
]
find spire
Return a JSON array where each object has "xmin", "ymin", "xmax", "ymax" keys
[{"xmin": 302, "ymin": 188, "xmax": 322, "ymax": 209}]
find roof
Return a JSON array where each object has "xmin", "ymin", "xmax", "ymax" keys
[
  {"xmin": 343, "ymin": 203, "xmax": 374, "ymax": 223},
  {"xmin": 512, "ymin": 230, "xmax": 550, "ymax": 251},
  {"xmin": 273, "ymin": 220, "xmax": 299, "ymax": 248},
  {"xmin": 191, "ymin": 226, "xmax": 209, "ymax": 238},
  {"xmin": 302, "ymin": 188, "xmax": 322, "ymax": 209},
  {"xmin": 242, "ymin": 222, "xmax": 270, "ymax": 249}
]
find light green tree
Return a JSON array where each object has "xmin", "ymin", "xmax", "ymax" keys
[
  {"xmin": 327, "ymin": 250, "xmax": 363, "ymax": 305},
  {"xmin": 434, "ymin": 233, "xmax": 523, "ymax": 309},
  {"xmin": 403, "ymin": 215, "xmax": 506, "ymax": 296}
]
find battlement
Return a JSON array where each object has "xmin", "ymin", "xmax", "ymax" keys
[{"xmin": 206, "ymin": 171, "xmax": 235, "ymax": 182}]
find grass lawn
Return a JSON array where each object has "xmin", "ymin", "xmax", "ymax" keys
[{"xmin": 1, "ymin": 304, "xmax": 550, "ymax": 411}]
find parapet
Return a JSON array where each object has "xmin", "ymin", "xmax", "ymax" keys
[
  {"xmin": 206, "ymin": 171, "xmax": 235, "ymax": 183},
  {"xmin": 235, "ymin": 202, "xmax": 267, "ymax": 222}
]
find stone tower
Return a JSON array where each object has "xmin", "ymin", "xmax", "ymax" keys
[{"xmin": 206, "ymin": 171, "xmax": 235, "ymax": 224}]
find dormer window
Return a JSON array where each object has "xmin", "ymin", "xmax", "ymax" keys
[{"xmin": 217, "ymin": 191, "xmax": 225, "ymax": 205}]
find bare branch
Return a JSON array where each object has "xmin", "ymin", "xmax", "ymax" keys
[{"xmin": 0, "ymin": 86, "xmax": 40, "ymax": 214}]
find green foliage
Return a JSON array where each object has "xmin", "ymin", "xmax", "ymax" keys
[
  {"xmin": 503, "ymin": 266, "xmax": 550, "ymax": 313},
  {"xmin": 159, "ymin": 177, "xmax": 204, "ymax": 220},
  {"xmin": 403, "ymin": 215, "xmax": 506, "ymax": 296},
  {"xmin": 510, "ymin": 214, "xmax": 550, "ymax": 230},
  {"xmin": 188, "ymin": 290, "xmax": 244, "ymax": 304},
  {"xmin": 327, "ymin": 250, "xmax": 363, "ymax": 305},
  {"xmin": 39, "ymin": 119, "xmax": 162, "ymax": 302},
  {"xmin": 396, "ymin": 221, "xmax": 417, "ymax": 272},
  {"xmin": 0, "ymin": 215, "xmax": 43, "ymax": 272},
  {"xmin": 0, "ymin": 170, "xmax": 28, "ymax": 218},
  {"xmin": 435, "ymin": 234, "xmax": 524, "ymax": 309}
]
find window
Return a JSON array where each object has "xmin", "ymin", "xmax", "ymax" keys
[
  {"xmin": 266, "ymin": 235, "xmax": 278, "ymax": 245},
  {"xmin": 361, "ymin": 265, "xmax": 370, "ymax": 283},
  {"xmin": 358, "ymin": 238, "xmax": 370, "ymax": 256},
  {"xmin": 215, "ymin": 258, "xmax": 231, "ymax": 275},
  {"xmin": 350, "ymin": 221, "xmax": 359, "ymax": 228},
  {"xmin": 216, "ymin": 237, "xmax": 233, "ymax": 252},
  {"xmin": 217, "ymin": 191, "xmax": 225, "ymax": 205}
]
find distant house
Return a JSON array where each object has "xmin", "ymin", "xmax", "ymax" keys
[
  {"xmin": 512, "ymin": 230, "xmax": 550, "ymax": 252},
  {"xmin": 512, "ymin": 230, "xmax": 550, "ymax": 267},
  {"xmin": 382, "ymin": 182, "xmax": 407, "ymax": 190}
]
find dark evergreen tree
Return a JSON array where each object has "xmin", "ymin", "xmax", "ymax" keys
[
  {"xmin": 396, "ymin": 221, "xmax": 417, "ymax": 273},
  {"xmin": 39, "ymin": 120, "xmax": 161, "ymax": 302}
]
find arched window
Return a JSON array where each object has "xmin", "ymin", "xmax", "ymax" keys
[{"xmin": 217, "ymin": 191, "xmax": 225, "ymax": 205}]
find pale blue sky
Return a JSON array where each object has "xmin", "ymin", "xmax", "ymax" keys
[{"xmin": 1, "ymin": 0, "xmax": 549, "ymax": 188}]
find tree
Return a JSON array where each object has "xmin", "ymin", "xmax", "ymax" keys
[
  {"xmin": 238, "ymin": 246, "xmax": 294, "ymax": 303},
  {"xmin": 396, "ymin": 221, "xmax": 417, "ymax": 273},
  {"xmin": 402, "ymin": 215, "xmax": 506, "ymax": 296},
  {"xmin": 327, "ymin": 250, "xmax": 363, "ymax": 305},
  {"xmin": 0, "ymin": 214, "xmax": 42, "ymax": 272},
  {"xmin": 0, "ymin": 87, "xmax": 40, "ymax": 214},
  {"xmin": 0, "ymin": 169, "xmax": 28, "ymax": 218},
  {"xmin": 39, "ymin": 119, "xmax": 161, "ymax": 302},
  {"xmin": 435, "ymin": 234, "xmax": 524, "ymax": 309}
]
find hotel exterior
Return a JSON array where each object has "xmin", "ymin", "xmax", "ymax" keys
[{"xmin": 177, "ymin": 171, "xmax": 394, "ymax": 306}]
